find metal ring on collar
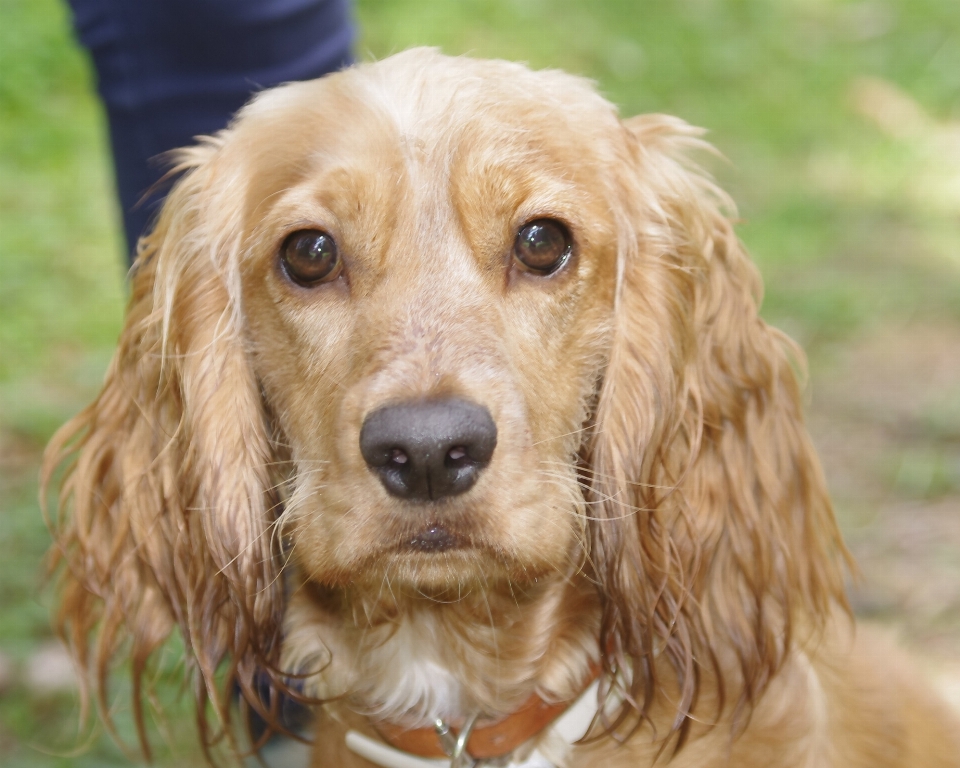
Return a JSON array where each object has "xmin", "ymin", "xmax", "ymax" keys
[{"xmin": 434, "ymin": 712, "xmax": 481, "ymax": 768}]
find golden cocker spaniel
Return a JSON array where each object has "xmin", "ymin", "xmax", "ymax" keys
[{"xmin": 45, "ymin": 49, "xmax": 960, "ymax": 767}]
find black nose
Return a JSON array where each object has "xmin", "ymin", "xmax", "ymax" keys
[{"xmin": 359, "ymin": 398, "xmax": 497, "ymax": 500}]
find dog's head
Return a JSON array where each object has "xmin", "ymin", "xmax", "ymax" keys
[{"xmin": 45, "ymin": 49, "xmax": 847, "ymax": 751}]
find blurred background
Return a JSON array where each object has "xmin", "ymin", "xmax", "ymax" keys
[{"xmin": 1, "ymin": 0, "xmax": 958, "ymax": 765}]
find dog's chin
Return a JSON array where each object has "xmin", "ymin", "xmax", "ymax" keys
[
  {"xmin": 292, "ymin": 499, "xmax": 578, "ymax": 591},
  {"xmin": 307, "ymin": 533, "xmax": 560, "ymax": 593}
]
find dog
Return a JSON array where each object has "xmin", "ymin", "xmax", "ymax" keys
[{"xmin": 44, "ymin": 48, "xmax": 960, "ymax": 767}]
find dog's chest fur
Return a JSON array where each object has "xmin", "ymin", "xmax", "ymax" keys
[{"xmin": 282, "ymin": 578, "xmax": 601, "ymax": 727}]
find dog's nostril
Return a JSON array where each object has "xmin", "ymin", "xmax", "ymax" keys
[{"xmin": 359, "ymin": 399, "xmax": 497, "ymax": 501}]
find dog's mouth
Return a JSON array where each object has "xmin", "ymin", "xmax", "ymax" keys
[{"xmin": 403, "ymin": 522, "xmax": 461, "ymax": 552}]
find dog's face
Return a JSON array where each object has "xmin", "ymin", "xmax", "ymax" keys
[
  {"xmin": 47, "ymin": 49, "xmax": 849, "ymax": 751},
  {"xmin": 234, "ymin": 56, "xmax": 624, "ymax": 590}
]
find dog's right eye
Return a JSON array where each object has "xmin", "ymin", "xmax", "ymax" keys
[{"xmin": 280, "ymin": 229, "xmax": 341, "ymax": 286}]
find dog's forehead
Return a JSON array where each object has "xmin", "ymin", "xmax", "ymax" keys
[
  {"xmin": 236, "ymin": 48, "xmax": 621, "ymax": 175},
  {"xmin": 354, "ymin": 48, "xmax": 615, "ymax": 142}
]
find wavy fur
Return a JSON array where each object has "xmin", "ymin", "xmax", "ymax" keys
[
  {"xmin": 44, "ymin": 143, "xmax": 287, "ymax": 758},
  {"xmin": 589, "ymin": 115, "xmax": 849, "ymax": 741}
]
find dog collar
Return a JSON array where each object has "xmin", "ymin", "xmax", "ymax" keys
[{"xmin": 345, "ymin": 666, "xmax": 601, "ymax": 768}]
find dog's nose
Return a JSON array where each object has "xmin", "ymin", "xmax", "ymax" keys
[{"xmin": 359, "ymin": 399, "xmax": 497, "ymax": 500}]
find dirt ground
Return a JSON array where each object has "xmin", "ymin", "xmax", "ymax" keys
[{"xmin": 806, "ymin": 320, "xmax": 960, "ymax": 709}]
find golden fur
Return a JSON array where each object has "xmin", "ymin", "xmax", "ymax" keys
[{"xmin": 44, "ymin": 49, "xmax": 960, "ymax": 766}]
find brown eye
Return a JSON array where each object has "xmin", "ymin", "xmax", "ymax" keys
[
  {"xmin": 280, "ymin": 229, "xmax": 341, "ymax": 286},
  {"xmin": 513, "ymin": 219, "xmax": 572, "ymax": 274}
]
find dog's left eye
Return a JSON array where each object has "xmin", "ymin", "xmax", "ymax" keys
[
  {"xmin": 280, "ymin": 229, "xmax": 342, "ymax": 286},
  {"xmin": 513, "ymin": 219, "xmax": 572, "ymax": 275}
]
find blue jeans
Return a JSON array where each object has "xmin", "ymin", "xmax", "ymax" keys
[{"xmin": 67, "ymin": 0, "xmax": 354, "ymax": 257}]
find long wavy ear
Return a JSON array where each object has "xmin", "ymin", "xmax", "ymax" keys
[
  {"xmin": 588, "ymin": 115, "xmax": 850, "ymax": 743},
  {"xmin": 42, "ymin": 140, "xmax": 284, "ymax": 759}
]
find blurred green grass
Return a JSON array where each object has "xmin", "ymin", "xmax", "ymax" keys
[{"xmin": 1, "ymin": 0, "xmax": 958, "ymax": 765}]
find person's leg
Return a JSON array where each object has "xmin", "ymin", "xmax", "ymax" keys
[{"xmin": 67, "ymin": 0, "xmax": 354, "ymax": 258}]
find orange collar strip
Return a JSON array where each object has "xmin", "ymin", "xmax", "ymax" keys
[{"xmin": 371, "ymin": 662, "xmax": 601, "ymax": 761}]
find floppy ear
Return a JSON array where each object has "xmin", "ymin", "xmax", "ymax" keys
[
  {"xmin": 43, "ymin": 140, "xmax": 284, "ymax": 757},
  {"xmin": 588, "ymin": 115, "xmax": 850, "ymax": 739}
]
